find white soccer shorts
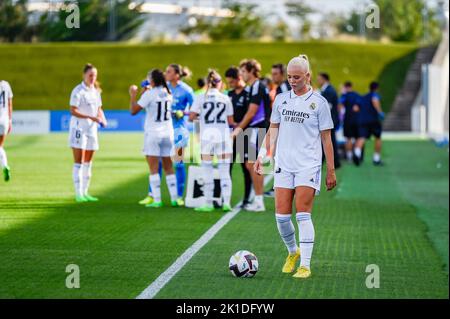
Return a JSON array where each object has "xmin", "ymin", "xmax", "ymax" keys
[
  {"xmin": 143, "ymin": 132, "xmax": 174, "ymax": 157},
  {"xmin": 0, "ymin": 119, "xmax": 9, "ymax": 136},
  {"xmin": 69, "ymin": 127, "xmax": 99, "ymax": 151},
  {"xmin": 273, "ymin": 165, "xmax": 322, "ymax": 195},
  {"xmin": 200, "ymin": 137, "xmax": 232, "ymax": 156}
]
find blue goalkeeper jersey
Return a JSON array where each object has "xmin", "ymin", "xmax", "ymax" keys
[{"xmin": 167, "ymin": 81, "xmax": 195, "ymax": 129}]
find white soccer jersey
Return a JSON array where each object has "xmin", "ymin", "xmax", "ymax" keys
[
  {"xmin": 191, "ymin": 89, "xmax": 233, "ymax": 141},
  {"xmin": 69, "ymin": 82, "xmax": 102, "ymax": 134},
  {"xmin": 0, "ymin": 81, "xmax": 13, "ymax": 120},
  {"xmin": 137, "ymin": 86, "xmax": 174, "ymax": 136},
  {"xmin": 271, "ymin": 88, "xmax": 334, "ymax": 173}
]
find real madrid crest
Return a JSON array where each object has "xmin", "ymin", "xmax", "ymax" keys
[{"xmin": 310, "ymin": 102, "xmax": 316, "ymax": 110}]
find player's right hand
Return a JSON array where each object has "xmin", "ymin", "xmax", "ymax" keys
[
  {"xmin": 254, "ymin": 157, "xmax": 264, "ymax": 176},
  {"xmin": 129, "ymin": 85, "xmax": 138, "ymax": 96}
]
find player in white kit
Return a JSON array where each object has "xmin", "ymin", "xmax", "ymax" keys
[
  {"xmin": 69, "ymin": 64, "xmax": 107, "ymax": 202},
  {"xmin": 254, "ymin": 55, "xmax": 337, "ymax": 279},
  {"xmin": 0, "ymin": 80, "xmax": 13, "ymax": 182},
  {"xmin": 129, "ymin": 69, "xmax": 182, "ymax": 208},
  {"xmin": 189, "ymin": 70, "xmax": 235, "ymax": 212}
]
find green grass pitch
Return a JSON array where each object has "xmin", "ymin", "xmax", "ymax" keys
[{"xmin": 0, "ymin": 133, "xmax": 448, "ymax": 298}]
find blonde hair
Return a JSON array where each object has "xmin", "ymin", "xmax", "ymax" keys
[{"xmin": 287, "ymin": 54, "xmax": 310, "ymax": 74}]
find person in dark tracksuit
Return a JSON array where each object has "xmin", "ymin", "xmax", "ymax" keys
[
  {"xmin": 225, "ymin": 67, "xmax": 252, "ymax": 207},
  {"xmin": 354, "ymin": 81, "xmax": 385, "ymax": 166},
  {"xmin": 317, "ymin": 73, "xmax": 341, "ymax": 169},
  {"xmin": 338, "ymin": 81, "xmax": 362, "ymax": 163}
]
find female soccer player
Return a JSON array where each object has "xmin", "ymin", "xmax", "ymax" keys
[
  {"xmin": 166, "ymin": 64, "xmax": 195, "ymax": 201},
  {"xmin": 69, "ymin": 64, "xmax": 107, "ymax": 202},
  {"xmin": 189, "ymin": 70, "xmax": 235, "ymax": 212},
  {"xmin": 129, "ymin": 69, "xmax": 182, "ymax": 208},
  {"xmin": 0, "ymin": 80, "xmax": 13, "ymax": 182},
  {"xmin": 254, "ymin": 55, "xmax": 337, "ymax": 279}
]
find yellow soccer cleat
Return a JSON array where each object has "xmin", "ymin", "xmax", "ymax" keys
[
  {"xmin": 282, "ymin": 249, "xmax": 300, "ymax": 273},
  {"xmin": 139, "ymin": 196, "xmax": 154, "ymax": 205},
  {"xmin": 293, "ymin": 266, "xmax": 312, "ymax": 279}
]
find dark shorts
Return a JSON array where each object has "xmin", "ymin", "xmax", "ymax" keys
[
  {"xmin": 359, "ymin": 122, "xmax": 382, "ymax": 139},
  {"xmin": 343, "ymin": 123, "xmax": 360, "ymax": 139},
  {"xmin": 233, "ymin": 127, "xmax": 264, "ymax": 163}
]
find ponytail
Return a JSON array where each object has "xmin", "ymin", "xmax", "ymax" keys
[
  {"xmin": 148, "ymin": 69, "xmax": 171, "ymax": 95},
  {"xmin": 169, "ymin": 64, "xmax": 192, "ymax": 80}
]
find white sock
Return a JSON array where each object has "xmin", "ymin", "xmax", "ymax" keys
[
  {"xmin": 81, "ymin": 162, "xmax": 92, "ymax": 196},
  {"xmin": 296, "ymin": 212, "xmax": 315, "ymax": 269},
  {"xmin": 149, "ymin": 174, "xmax": 161, "ymax": 202},
  {"xmin": 165, "ymin": 174, "xmax": 178, "ymax": 201},
  {"xmin": 346, "ymin": 150, "xmax": 353, "ymax": 161},
  {"xmin": 0, "ymin": 147, "xmax": 7, "ymax": 168},
  {"xmin": 201, "ymin": 160, "xmax": 214, "ymax": 206},
  {"xmin": 73, "ymin": 163, "xmax": 83, "ymax": 197},
  {"xmin": 354, "ymin": 147, "xmax": 362, "ymax": 158},
  {"xmin": 218, "ymin": 160, "xmax": 232, "ymax": 206},
  {"xmin": 254, "ymin": 195, "xmax": 264, "ymax": 206},
  {"xmin": 373, "ymin": 152, "xmax": 381, "ymax": 162},
  {"xmin": 276, "ymin": 214, "xmax": 298, "ymax": 255}
]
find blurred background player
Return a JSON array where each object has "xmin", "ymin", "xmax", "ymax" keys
[
  {"xmin": 195, "ymin": 78, "xmax": 207, "ymax": 95},
  {"xmin": 264, "ymin": 63, "xmax": 291, "ymax": 198},
  {"xmin": 317, "ymin": 72, "xmax": 341, "ymax": 169},
  {"xmin": 165, "ymin": 64, "xmax": 195, "ymax": 203},
  {"xmin": 189, "ymin": 70, "xmax": 234, "ymax": 212},
  {"xmin": 255, "ymin": 54, "xmax": 337, "ymax": 279},
  {"xmin": 272, "ymin": 63, "xmax": 290, "ymax": 95},
  {"xmin": 129, "ymin": 69, "xmax": 182, "ymax": 208},
  {"xmin": 232, "ymin": 59, "xmax": 271, "ymax": 212},
  {"xmin": 225, "ymin": 66, "xmax": 252, "ymax": 208},
  {"xmin": 0, "ymin": 80, "xmax": 13, "ymax": 182},
  {"xmin": 354, "ymin": 81, "xmax": 385, "ymax": 166},
  {"xmin": 69, "ymin": 64, "xmax": 107, "ymax": 203},
  {"xmin": 338, "ymin": 81, "xmax": 362, "ymax": 162}
]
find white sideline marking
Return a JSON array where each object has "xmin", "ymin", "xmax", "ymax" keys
[{"xmin": 136, "ymin": 175, "xmax": 273, "ymax": 299}]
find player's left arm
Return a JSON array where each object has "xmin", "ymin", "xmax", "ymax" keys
[
  {"xmin": 7, "ymin": 97, "xmax": 13, "ymax": 134},
  {"xmin": 321, "ymin": 130, "xmax": 337, "ymax": 191},
  {"xmin": 318, "ymin": 99, "xmax": 336, "ymax": 190},
  {"xmin": 372, "ymin": 96, "xmax": 383, "ymax": 113},
  {"xmin": 97, "ymin": 107, "xmax": 107, "ymax": 128}
]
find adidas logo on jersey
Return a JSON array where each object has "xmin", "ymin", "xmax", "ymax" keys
[{"xmin": 282, "ymin": 101, "xmax": 288, "ymax": 105}]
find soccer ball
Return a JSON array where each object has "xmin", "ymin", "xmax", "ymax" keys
[{"xmin": 229, "ymin": 250, "xmax": 258, "ymax": 278}]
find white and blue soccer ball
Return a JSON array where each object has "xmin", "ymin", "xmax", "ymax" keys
[{"xmin": 229, "ymin": 250, "xmax": 258, "ymax": 278}]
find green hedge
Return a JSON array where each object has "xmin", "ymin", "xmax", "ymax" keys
[{"xmin": 0, "ymin": 41, "xmax": 417, "ymax": 112}]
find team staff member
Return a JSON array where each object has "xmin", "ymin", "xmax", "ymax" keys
[
  {"xmin": 317, "ymin": 73, "xmax": 341, "ymax": 169},
  {"xmin": 255, "ymin": 55, "xmax": 337, "ymax": 279},
  {"xmin": 225, "ymin": 66, "xmax": 252, "ymax": 207},
  {"xmin": 265, "ymin": 63, "xmax": 291, "ymax": 198},
  {"xmin": 338, "ymin": 81, "xmax": 362, "ymax": 162},
  {"xmin": 232, "ymin": 59, "xmax": 271, "ymax": 212},
  {"xmin": 272, "ymin": 63, "xmax": 290, "ymax": 95},
  {"xmin": 0, "ymin": 80, "xmax": 13, "ymax": 182},
  {"xmin": 69, "ymin": 64, "xmax": 107, "ymax": 202},
  {"xmin": 354, "ymin": 81, "xmax": 385, "ymax": 166}
]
